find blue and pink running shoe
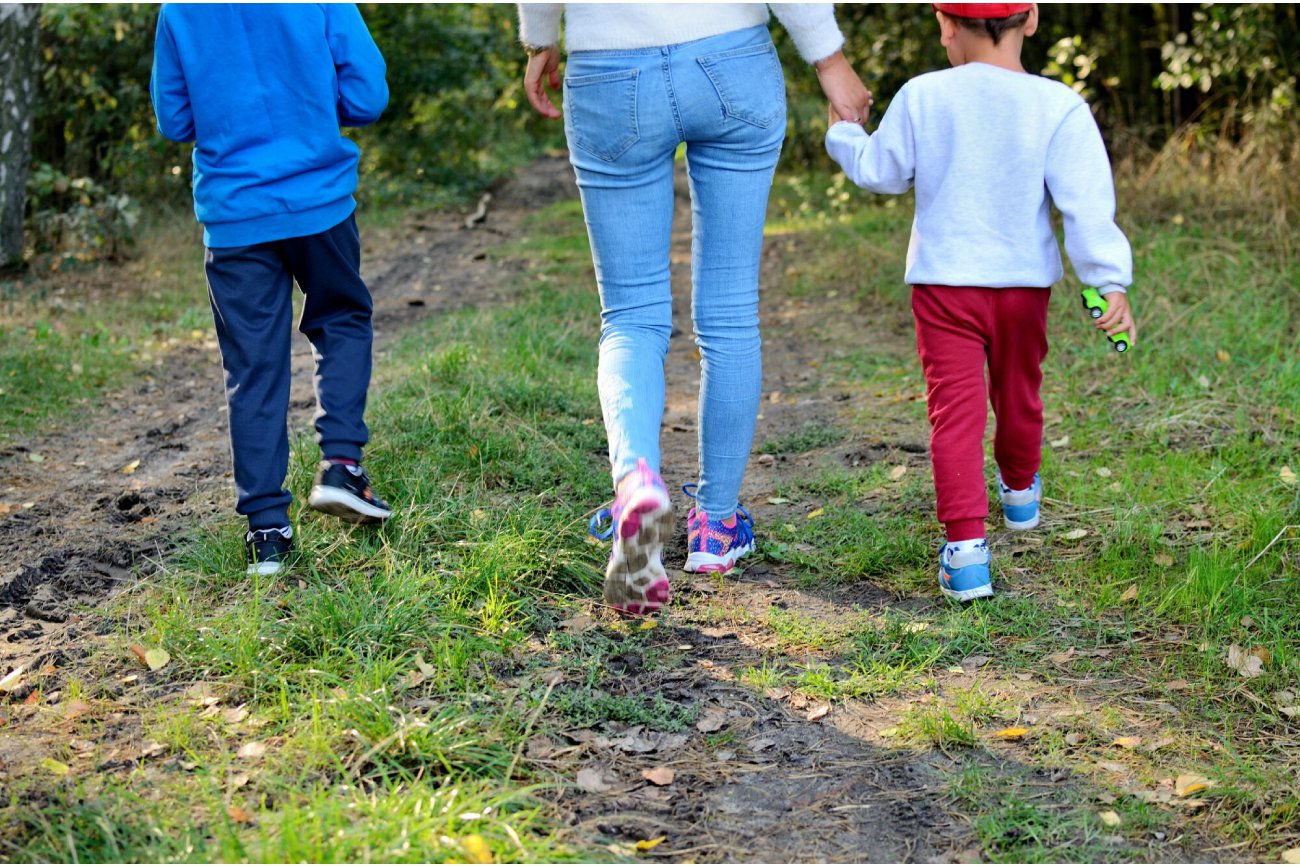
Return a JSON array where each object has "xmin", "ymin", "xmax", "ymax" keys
[
  {"xmin": 588, "ymin": 459, "xmax": 674, "ymax": 616},
  {"xmin": 682, "ymin": 484, "xmax": 755, "ymax": 574}
]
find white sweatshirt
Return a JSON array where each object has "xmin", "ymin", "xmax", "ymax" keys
[
  {"xmin": 825, "ymin": 63, "xmax": 1132, "ymax": 295},
  {"xmin": 517, "ymin": 3, "xmax": 844, "ymax": 65}
]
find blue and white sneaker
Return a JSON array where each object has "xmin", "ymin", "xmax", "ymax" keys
[
  {"xmin": 998, "ymin": 472, "xmax": 1042, "ymax": 530},
  {"xmin": 939, "ymin": 539, "xmax": 993, "ymax": 602}
]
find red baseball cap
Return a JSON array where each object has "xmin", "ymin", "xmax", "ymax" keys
[{"xmin": 933, "ymin": 3, "xmax": 1033, "ymax": 18}]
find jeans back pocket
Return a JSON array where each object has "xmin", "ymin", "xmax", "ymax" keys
[
  {"xmin": 697, "ymin": 42, "xmax": 785, "ymax": 129},
  {"xmin": 564, "ymin": 68, "xmax": 641, "ymax": 162}
]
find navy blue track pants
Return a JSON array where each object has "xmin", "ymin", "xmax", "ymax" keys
[{"xmin": 204, "ymin": 214, "xmax": 372, "ymax": 530}]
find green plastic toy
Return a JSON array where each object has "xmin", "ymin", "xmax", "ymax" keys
[{"xmin": 1080, "ymin": 288, "xmax": 1130, "ymax": 353}]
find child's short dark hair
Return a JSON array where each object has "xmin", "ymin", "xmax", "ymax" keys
[{"xmin": 948, "ymin": 10, "xmax": 1030, "ymax": 45}]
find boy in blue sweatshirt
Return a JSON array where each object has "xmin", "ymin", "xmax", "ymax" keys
[{"xmin": 151, "ymin": 4, "xmax": 393, "ymax": 575}]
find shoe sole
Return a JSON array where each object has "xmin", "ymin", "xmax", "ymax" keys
[
  {"xmin": 605, "ymin": 490, "xmax": 674, "ymax": 616},
  {"xmin": 247, "ymin": 560, "xmax": 286, "ymax": 577},
  {"xmin": 308, "ymin": 486, "xmax": 392, "ymax": 524},
  {"xmin": 684, "ymin": 541, "xmax": 755, "ymax": 574},
  {"xmin": 1003, "ymin": 513, "xmax": 1041, "ymax": 531}
]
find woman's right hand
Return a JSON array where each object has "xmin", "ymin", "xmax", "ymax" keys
[
  {"xmin": 524, "ymin": 46, "xmax": 563, "ymax": 119},
  {"xmin": 815, "ymin": 51, "xmax": 872, "ymax": 124}
]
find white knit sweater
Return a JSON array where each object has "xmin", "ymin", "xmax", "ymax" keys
[{"xmin": 517, "ymin": 3, "xmax": 844, "ymax": 64}]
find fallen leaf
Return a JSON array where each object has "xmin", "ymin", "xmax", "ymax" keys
[
  {"xmin": 1215, "ymin": 349, "xmax": 1230, "ymax": 363},
  {"xmin": 1196, "ymin": 374, "xmax": 1211, "ymax": 388},
  {"xmin": 63, "ymin": 699, "xmax": 92, "ymax": 721},
  {"xmin": 1118, "ymin": 583, "xmax": 1139, "ymax": 603},
  {"xmin": 222, "ymin": 706, "xmax": 249, "ymax": 725},
  {"xmin": 414, "ymin": 654, "xmax": 435, "ymax": 678},
  {"xmin": 0, "ymin": 666, "xmax": 24, "ymax": 693},
  {"xmin": 576, "ymin": 767, "xmax": 610, "ymax": 793},
  {"xmin": 765, "ymin": 686, "xmax": 790, "ymax": 701},
  {"xmin": 1226, "ymin": 644, "xmax": 1264, "ymax": 678},
  {"xmin": 806, "ymin": 507, "xmax": 825, "ymax": 519},
  {"xmin": 1174, "ymin": 772, "xmax": 1212, "ymax": 797},
  {"xmin": 229, "ymin": 772, "xmax": 250, "ymax": 790},
  {"xmin": 1153, "ymin": 553, "xmax": 1174, "ymax": 567},
  {"xmin": 696, "ymin": 707, "xmax": 727, "ymax": 733},
  {"xmin": 70, "ymin": 738, "xmax": 95, "ymax": 752},
  {"xmin": 806, "ymin": 704, "xmax": 831, "ymax": 722},
  {"xmin": 639, "ymin": 620, "xmax": 657, "ymax": 631},
  {"xmin": 121, "ymin": 459, "xmax": 141, "ymax": 474},
  {"xmin": 1062, "ymin": 528, "xmax": 1088, "ymax": 541},
  {"xmin": 642, "ymin": 767, "xmax": 675, "ymax": 786},
  {"xmin": 236, "ymin": 741, "xmax": 266, "ymax": 760},
  {"xmin": 767, "ymin": 497, "xmax": 791, "ymax": 505},
  {"xmin": 1048, "ymin": 648, "xmax": 1077, "ymax": 666},
  {"xmin": 634, "ymin": 838, "xmax": 665, "ymax": 852},
  {"xmin": 1112, "ymin": 736, "xmax": 1142, "ymax": 750},
  {"xmin": 888, "ymin": 465, "xmax": 907, "ymax": 480},
  {"xmin": 400, "ymin": 669, "xmax": 427, "ymax": 689},
  {"xmin": 225, "ymin": 805, "xmax": 254, "ymax": 824},
  {"xmin": 992, "ymin": 727, "xmax": 1030, "ymax": 741},
  {"xmin": 1281, "ymin": 848, "xmax": 1300, "ymax": 864},
  {"xmin": 1065, "ymin": 732, "xmax": 1086, "ymax": 746},
  {"xmin": 1098, "ymin": 810, "xmax": 1122, "ymax": 827},
  {"xmin": 28, "ymin": 453, "xmax": 45, "ymax": 463},
  {"xmin": 144, "ymin": 648, "xmax": 170, "ymax": 671},
  {"xmin": 557, "ymin": 614, "xmax": 596, "ymax": 633},
  {"xmin": 1249, "ymin": 646, "xmax": 1273, "ymax": 665},
  {"xmin": 1164, "ymin": 679, "xmax": 1189, "ymax": 691},
  {"xmin": 960, "ymin": 655, "xmax": 991, "ymax": 671},
  {"xmin": 1279, "ymin": 706, "xmax": 1300, "ymax": 719},
  {"xmin": 1050, "ymin": 435, "xmax": 1070, "ymax": 448},
  {"xmin": 1281, "ymin": 466, "xmax": 1298, "ymax": 486},
  {"xmin": 41, "ymin": 757, "xmax": 70, "ymax": 776},
  {"xmin": 1096, "ymin": 466, "xmax": 1113, "ymax": 478},
  {"xmin": 459, "ymin": 834, "xmax": 494, "ymax": 864}
]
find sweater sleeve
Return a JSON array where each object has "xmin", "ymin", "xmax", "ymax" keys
[
  {"xmin": 518, "ymin": 4, "xmax": 563, "ymax": 48},
  {"xmin": 1044, "ymin": 102, "xmax": 1132, "ymax": 295},
  {"xmin": 824, "ymin": 88, "xmax": 915, "ymax": 195},
  {"xmin": 149, "ymin": 8, "xmax": 196, "ymax": 143},
  {"xmin": 326, "ymin": 4, "xmax": 389, "ymax": 127},
  {"xmin": 768, "ymin": 4, "xmax": 844, "ymax": 64}
]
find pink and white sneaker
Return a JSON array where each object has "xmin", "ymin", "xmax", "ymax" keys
[
  {"xmin": 682, "ymin": 484, "xmax": 755, "ymax": 574},
  {"xmin": 588, "ymin": 458, "xmax": 674, "ymax": 616}
]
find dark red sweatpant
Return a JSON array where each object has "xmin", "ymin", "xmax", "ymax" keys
[{"xmin": 911, "ymin": 284, "xmax": 1051, "ymax": 542}]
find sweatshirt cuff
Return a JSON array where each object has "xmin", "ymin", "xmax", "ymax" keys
[
  {"xmin": 1096, "ymin": 284, "xmax": 1127, "ymax": 296},
  {"xmin": 518, "ymin": 3, "xmax": 562, "ymax": 48},
  {"xmin": 769, "ymin": 4, "xmax": 845, "ymax": 64}
]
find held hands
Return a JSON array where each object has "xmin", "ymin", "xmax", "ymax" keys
[
  {"xmin": 816, "ymin": 51, "xmax": 872, "ymax": 126},
  {"xmin": 524, "ymin": 46, "xmax": 562, "ymax": 119},
  {"xmin": 1096, "ymin": 292, "xmax": 1136, "ymax": 346}
]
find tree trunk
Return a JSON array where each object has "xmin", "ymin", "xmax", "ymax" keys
[{"xmin": 0, "ymin": 4, "xmax": 40, "ymax": 268}]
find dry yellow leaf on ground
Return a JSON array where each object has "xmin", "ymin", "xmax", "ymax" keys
[
  {"xmin": 889, "ymin": 465, "xmax": 907, "ymax": 480},
  {"xmin": 1280, "ymin": 848, "xmax": 1300, "ymax": 864},
  {"xmin": 1174, "ymin": 773, "xmax": 1213, "ymax": 797},
  {"xmin": 121, "ymin": 459, "xmax": 141, "ymax": 474},
  {"xmin": 806, "ymin": 507, "xmax": 825, "ymax": 519},
  {"xmin": 1098, "ymin": 810, "xmax": 1122, "ymax": 827},
  {"xmin": 642, "ymin": 767, "xmax": 675, "ymax": 786},
  {"xmin": 459, "ymin": 834, "xmax": 494, "ymax": 864},
  {"xmin": 1062, "ymin": 528, "xmax": 1088, "ymax": 540},
  {"xmin": 634, "ymin": 838, "xmax": 665, "ymax": 852},
  {"xmin": 1118, "ymin": 583, "xmax": 1139, "ymax": 603},
  {"xmin": 1112, "ymin": 736, "xmax": 1142, "ymax": 749},
  {"xmin": 41, "ymin": 757, "xmax": 70, "ymax": 776},
  {"xmin": 992, "ymin": 727, "xmax": 1030, "ymax": 740}
]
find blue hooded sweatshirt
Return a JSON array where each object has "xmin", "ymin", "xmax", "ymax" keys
[{"xmin": 150, "ymin": 4, "xmax": 388, "ymax": 248}]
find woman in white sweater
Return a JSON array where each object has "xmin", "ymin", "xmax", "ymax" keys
[{"xmin": 519, "ymin": 4, "xmax": 871, "ymax": 616}]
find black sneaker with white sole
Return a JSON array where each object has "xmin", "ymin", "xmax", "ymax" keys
[
  {"xmin": 246, "ymin": 526, "xmax": 294, "ymax": 576},
  {"xmin": 307, "ymin": 461, "xmax": 392, "ymax": 524}
]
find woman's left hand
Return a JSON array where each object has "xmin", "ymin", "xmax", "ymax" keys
[{"xmin": 524, "ymin": 46, "xmax": 563, "ymax": 119}]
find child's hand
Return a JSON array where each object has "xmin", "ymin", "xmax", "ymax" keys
[
  {"xmin": 1096, "ymin": 291, "xmax": 1136, "ymax": 346},
  {"xmin": 828, "ymin": 100, "xmax": 869, "ymax": 128}
]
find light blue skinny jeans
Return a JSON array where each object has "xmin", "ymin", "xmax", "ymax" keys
[{"xmin": 563, "ymin": 24, "xmax": 786, "ymax": 517}]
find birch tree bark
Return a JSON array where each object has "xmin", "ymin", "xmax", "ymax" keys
[{"xmin": 0, "ymin": 4, "xmax": 40, "ymax": 267}]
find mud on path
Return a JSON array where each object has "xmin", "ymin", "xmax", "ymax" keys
[{"xmin": 1, "ymin": 157, "xmax": 1207, "ymax": 862}]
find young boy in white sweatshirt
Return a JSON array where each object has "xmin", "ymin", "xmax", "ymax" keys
[{"xmin": 825, "ymin": 3, "xmax": 1136, "ymax": 601}]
